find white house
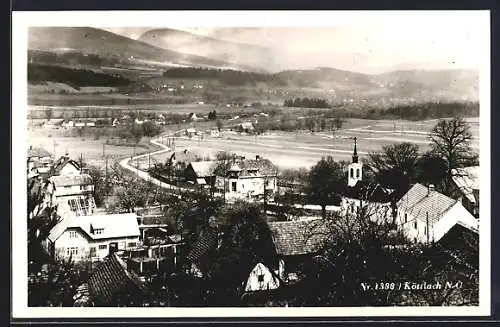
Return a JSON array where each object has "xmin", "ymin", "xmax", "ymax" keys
[
  {"xmin": 244, "ymin": 263, "xmax": 280, "ymax": 292},
  {"xmin": 396, "ymin": 183, "xmax": 479, "ymax": 243},
  {"xmin": 47, "ymin": 174, "xmax": 96, "ymax": 216},
  {"xmin": 224, "ymin": 156, "xmax": 278, "ymax": 201},
  {"xmin": 50, "ymin": 155, "xmax": 81, "ymax": 176},
  {"xmin": 45, "ymin": 212, "xmax": 141, "ymax": 263}
]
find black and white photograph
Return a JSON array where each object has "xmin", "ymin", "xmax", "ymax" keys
[{"xmin": 12, "ymin": 10, "xmax": 490, "ymax": 318}]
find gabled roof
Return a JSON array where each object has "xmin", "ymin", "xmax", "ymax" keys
[
  {"xmin": 268, "ymin": 218, "xmax": 330, "ymax": 256},
  {"xmin": 189, "ymin": 161, "xmax": 220, "ymax": 178},
  {"xmin": 50, "ymin": 156, "xmax": 81, "ymax": 175},
  {"xmin": 397, "ymin": 183, "xmax": 457, "ymax": 225},
  {"xmin": 452, "ymin": 166, "xmax": 480, "ymax": 204},
  {"xmin": 48, "ymin": 213, "xmax": 140, "ymax": 242},
  {"xmin": 186, "ymin": 227, "xmax": 219, "ymax": 263},
  {"xmin": 28, "ymin": 146, "xmax": 51, "ymax": 158},
  {"xmin": 50, "ymin": 174, "xmax": 93, "ymax": 187},
  {"xmin": 88, "ymin": 253, "xmax": 145, "ymax": 306}
]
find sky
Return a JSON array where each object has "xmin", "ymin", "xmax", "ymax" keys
[{"xmin": 102, "ymin": 15, "xmax": 486, "ymax": 74}]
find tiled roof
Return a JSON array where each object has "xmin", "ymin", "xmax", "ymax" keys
[
  {"xmin": 186, "ymin": 227, "xmax": 219, "ymax": 263},
  {"xmin": 28, "ymin": 146, "xmax": 51, "ymax": 158},
  {"xmin": 397, "ymin": 183, "xmax": 457, "ymax": 225},
  {"xmin": 88, "ymin": 253, "xmax": 144, "ymax": 306},
  {"xmin": 48, "ymin": 213, "xmax": 140, "ymax": 242},
  {"xmin": 452, "ymin": 166, "xmax": 480, "ymax": 204},
  {"xmin": 50, "ymin": 173, "xmax": 93, "ymax": 187},
  {"xmin": 268, "ymin": 218, "xmax": 330, "ymax": 256},
  {"xmin": 189, "ymin": 161, "xmax": 220, "ymax": 178}
]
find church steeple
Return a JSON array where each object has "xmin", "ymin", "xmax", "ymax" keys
[{"xmin": 352, "ymin": 137, "xmax": 359, "ymax": 163}]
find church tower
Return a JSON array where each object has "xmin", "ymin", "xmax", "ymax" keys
[{"xmin": 347, "ymin": 137, "xmax": 363, "ymax": 187}]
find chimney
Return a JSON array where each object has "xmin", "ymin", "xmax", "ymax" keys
[
  {"xmin": 428, "ymin": 184, "xmax": 435, "ymax": 195},
  {"xmin": 256, "ymin": 155, "xmax": 260, "ymax": 160}
]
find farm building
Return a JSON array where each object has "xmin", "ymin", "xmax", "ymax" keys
[
  {"xmin": 185, "ymin": 161, "xmax": 219, "ymax": 187},
  {"xmin": 396, "ymin": 183, "xmax": 479, "ymax": 243},
  {"xmin": 451, "ymin": 166, "xmax": 479, "ymax": 218},
  {"xmin": 44, "ymin": 212, "xmax": 141, "ymax": 263},
  {"xmin": 268, "ymin": 218, "xmax": 330, "ymax": 283},
  {"xmin": 49, "ymin": 155, "xmax": 81, "ymax": 176}
]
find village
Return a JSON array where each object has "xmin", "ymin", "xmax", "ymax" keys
[{"xmin": 27, "ymin": 115, "xmax": 480, "ymax": 307}]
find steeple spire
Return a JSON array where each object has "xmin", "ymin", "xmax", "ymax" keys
[{"xmin": 352, "ymin": 137, "xmax": 359, "ymax": 163}]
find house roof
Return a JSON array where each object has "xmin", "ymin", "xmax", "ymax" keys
[
  {"xmin": 50, "ymin": 156, "xmax": 81, "ymax": 175},
  {"xmin": 268, "ymin": 218, "xmax": 330, "ymax": 256},
  {"xmin": 48, "ymin": 213, "xmax": 140, "ymax": 242},
  {"xmin": 189, "ymin": 161, "xmax": 220, "ymax": 178},
  {"xmin": 397, "ymin": 183, "xmax": 457, "ymax": 225},
  {"xmin": 28, "ymin": 146, "xmax": 51, "ymax": 158},
  {"xmin": 186, "ymin": 227, "xmax": 219, "ymax": 263},
  {"xmin": 88, "ymin": 253, "xmax": 144, "ymax": 306},
  {"xmin": 50, "ymin": 173, "xmax": 93, "ymax": 187},
  {"xmin": 452, "ymin": 166, "xmax": 480, "ymax": 204}
]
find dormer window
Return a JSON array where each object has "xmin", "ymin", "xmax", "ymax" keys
[{"xmin": 94, "ymin": 228, "xmax": 104, "ymax": 235}]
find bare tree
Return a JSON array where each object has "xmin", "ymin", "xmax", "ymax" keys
[{"xmin": 428, "ymin": 118, "xmax": 477, "ymax": 194}]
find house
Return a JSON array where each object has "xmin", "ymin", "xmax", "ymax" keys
[
  {"xmin": 45, "ymin": 212, "xmax": 141, "ymax": 263},
  {"xmin": 87, "ymin": 252, "xmax": 146, "ymax": 306},
  {"xmin": 239, "ymin": 122, "xmax": 254, "ymax": 133},
  {"xmin": 62, "ymin": 120, "xmax": 74, "ymax": 128},
  {"xmin": 184, "ymin": 161, "xmax": 219, "ymax": 187},
  {"xmin": 244, "ymin": 262, "xmax": 280, "ymax": 292},
  {"xmin": 186, "ymin": 128, "xmax": 197, "ymax": 137},
  {"xmin": 49, "ymin": 155, "xmax": 81, "ymax": 176},
  {"xmin": 112, "ymin": 118, "xmax": 120, "ymax": 127},
  {"xmin": 396, "ymin": 183, "xmax": 479, "ymax": 243},
  {"xmin": 27, "ymin": 146, "xmax": 53, "ymax": 178},
  {"xmin": 451, "ymin": 166, "xmax": 479, "ymax": 218},
  {"xmin": 210, "ymin": 129, "xmax": 220, "ymax": 137},
  {"xmin": 341, "ymin": 180, "xmax": 394, "ymax": 222},
  {"xmin": 47, "ymin": 174, "xmax": 96, "ymax": 216},
  {"xmin": 268, "ymin": 218, "xmax": 330, "ymax": 283},
  {"xmin": 225, "ymin": 156, "xmax": 278, "ymax": 201}
]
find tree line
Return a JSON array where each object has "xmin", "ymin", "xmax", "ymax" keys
[
  {"xmin": 284, "ymin": 97, "xmax": 332, "ymax": 109},
  {"xmin": 163, "ymin": 67, "xmax": 288, "ymax": 86},
  {"xmin": 28, "ymin": 63, "xmax": 132, "ymax": 88}
]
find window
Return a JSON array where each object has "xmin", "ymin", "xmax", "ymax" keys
[
  {"xmin": 98, "ymin": 244, "xmax": 107, "ymax": 250},
  {"xmin": 350, "ymin": 168, "xmax": 354, "ymax": 178},
  {"xmin": 119, "ymin": 241, "xmax": 126, "ymax": 250},
  {"xmin": 232, "ymin": 182, "xmax": 237, "ymax": 192},
  {"xmin": 90, "ymin": 247, "xmax": 96, "ymax": 257},
  {"xmin": 128, "ymin": 242, "xmax": 137, "ymax": 248},
  {"xmin": 94, "ymin": 228, "xmax": 104, "ymax": 235},
  {"xmin": 257, "ymin": 274, "xmax": 264, "ymax": 282},
  {"xmin": 356, "ymin": 169, "xmax": 360, "ymax": 178},
  {"xmin": 404, "ymin": 214, "xmax": 408, "ymax": 223},
  {"xmin": 414, "ymin": 221, "xmax": 417, "ymax": 229},
  {"xmin": 69, "ymin": 231, "xmax": 78, "ymax": 239},
  {"xmin": 66, "ymin": 247, "xmax": 79, "ymax": 257},
  {"xmin": 424, "ymin": 226, "xmax": 427, "ymax": 235}
]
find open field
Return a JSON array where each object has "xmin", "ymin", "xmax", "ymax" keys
[
  {"xmin": 150, "ymin": 118, "xmax": 480, "ymax": 170},
  {"xmin": 28, "ymin": 128, "xmax": 161, "ymax": 169}
]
